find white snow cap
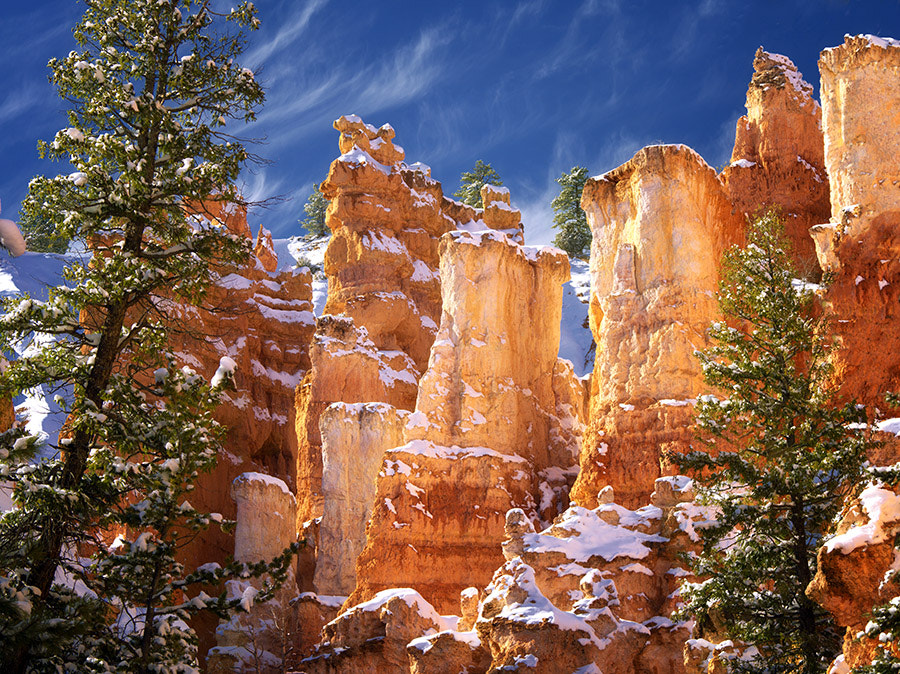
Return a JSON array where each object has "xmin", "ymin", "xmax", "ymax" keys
[
  {"xmin": 0, "ymin": 200, "xmax": 26, "ymax": 257},
  {"xmin": 211, "ymin": 355, "xmax": 237, "ymax": 388}
]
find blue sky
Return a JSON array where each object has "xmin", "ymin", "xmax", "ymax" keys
[{"xmin": 0, "ymin": 0, "xmax": 898, "ymax": 246}]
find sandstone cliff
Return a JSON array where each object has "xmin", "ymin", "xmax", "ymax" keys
[
  {"xmin": 294, "ymin": 116, "xmax": 453, "ymax": 525},
  {"xmin": 157, "ymin": 201, "xmax": 315, "ymax": 582},
  {"xmin": 347, "ymin": 226, "xmax": 581, "ymax": 615},
  {"xmin": 813, "ymin": 35, "xmax": 900, "ymax": 411}
]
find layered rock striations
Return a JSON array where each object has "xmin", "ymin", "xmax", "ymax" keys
[
  {"xmin": 813, "ymin": 35, "xmax": 900, "ymax": 410},
  {"xmin": 720, "ymin": 48, "xmax": 830, "ymax": 274},
  {"xmin": 347, "ymin": 227, "xmax": 582, "ymax": 614},
  {"xmin": 571, "ymin": 144, "xmax": 744, "ymax": 509},
  {"xmin": 294, "ymin": 315, "xmax": 419, "ymax": 525}
]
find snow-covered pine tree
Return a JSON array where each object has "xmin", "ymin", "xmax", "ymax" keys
[
  {"xmin": 453, "ymin": 159, "xmax": 502, "ymax": 208},
  {"xmin": 550, "ymin": 165, "xmax": 590, "ymax": 259},
  {"xmin": 300, "ymin": 184, "xmax": 329, "ymax": 238},
  {"xmin": 677, "ymin": 210, "xmax": 873, "ymax": 674},
  {"xmin": 0, "ymin": 1, "xmax": 295, "ymax": 672}
]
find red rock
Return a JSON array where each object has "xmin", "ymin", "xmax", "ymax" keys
[{"xmin": 720, "ymin": 48, "xmax": 830, "ymax": 275}]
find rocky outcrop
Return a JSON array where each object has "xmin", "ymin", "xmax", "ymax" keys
[
  {"xmin": 254, "ymin": 224, "xmax": 278, "ymax": 273},
  {"xmin": 346, "ymin": 227, "xmax": 581, "ymax": 615},
  {"xmin": 320, "ymin": 115, "xmax": 453, "ymax": 372},
  {"xmin": 314, "ymin": 402, "xmax": 409, "ymax": 596},
  {"xmin": 165, "ymin": 202, "xmax": 314, "ymax": 588},
  {"xmin": 306, "ymin": 478, "xmax": 702, "ymax": 673},
  {"xmin": 295, "ymin": 316, "xmax": 419, "ymax": 525},
  {"xmin": 301, "ymin": 589, "xmax": 456, "ymax": 673},
  {"xmin": 720, "ymin": 48, "xmax": 829, "ymax": 274},
  {"xmin": 808, "ymin": 483, "xmax": 900, "ymax": 671},
  {"xmin": 812, "ymin": 35, "xmax": 900, "ymax": 410},
  {"xmin": 571, "ymin": 145, "xmax": 744, "ymax": 509},
  {"xmin": 472, "ymin": 478, "xmax": 703, "ymax": 674}
]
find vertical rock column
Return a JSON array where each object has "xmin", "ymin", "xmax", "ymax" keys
[
  {"xmin": 813, "ymin": 35, "xmax": 900, "ymax": 409},
  {"xmin": 208, "ymin": 473, "xmax": 299, "ymax": 674},
  {"xmin": 570, "ymin": 145, "xmax": 744, "ymax": 509},
  {"xmin": 720, "ymin": 48, "xmax": 830, "ymax": 273},
  {"xmin": 294, "ymin": 116, "xmax": 453, "ymax": 525},
  {"xmin": 347, "ymin": 228, "xmax": 576, "ymax": 614},
  {"xmin": 313, "ymin": 402, "xmax": 409, "ymax": 596}
]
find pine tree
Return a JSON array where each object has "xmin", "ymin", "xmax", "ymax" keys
[
  {"xmin": 0, "ymin": 2, "xmax": 295, "ymax": 672},
  {"xmin": 453, "ymin": 159, "xmax": 502, "ymax": 208},
  {"xmin": 677, "ymin": 211, "xmax": 872, "ymax": 674},
  {"xmin": 17, "ymin": 211, "xmax": 70, "ymax": 254},
  {"xmin": 551, "ymin": 166, "xmax": 590, "ymax": 259},
  {"xmin": 299, "ymin": 184, "xmax": 328, "ymax": 238}
]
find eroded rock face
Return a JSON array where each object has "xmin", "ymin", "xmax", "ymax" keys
[
  {"xmin": 347, "ymin": 228, "xmax": 581, "ymax": 614},
  {"xmin": 314, "ymin": 402, "xmax": 409, "ymax": 596},
  {"xmin": 808, "ymin": 483, "xmax": 900, "ymax": 671},
  {"xmin": 720, "ymin": 48, "xmax": 829, "ymax": 274},
  {"xmin": 231, "ymin": 471, "xmax": 298, "ymax": 564},
  {"xmin": 320, "ymin": 115, "xmax": 454, "ymax": 372},
  {"xmin": 294, "ymin": 316, "xmax": 419, "ymax": 524},
  {"xmin": 168, "ymin": 205, "xmax": 314, "ymax": 583},
  {"xmin": 571, "ymin": 145, "xmax": 744, "ymax": 509},
  {"xmin": 813, "ymin": 35, "xmax": 900, "ymax": 409}
]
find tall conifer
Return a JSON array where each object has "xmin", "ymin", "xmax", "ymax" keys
[
  {"xmin": 0, "ymin": 2, "xmax": 295, "ymax": 671},
  {"xmin": 678, "ymin": 211, "xmax": 871, "ymax": 673}
]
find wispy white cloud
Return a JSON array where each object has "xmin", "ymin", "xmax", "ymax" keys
[
  {"xmin": 251, "ymin": 26, "xmax": 451, "ymax": 151},
  {"xmin": 0, "ymin": 81, "xmax": 46, "ymax": 127},
  {"xmin": 244, "ymin": 0, "xmax": 330, "ymax": 69}
]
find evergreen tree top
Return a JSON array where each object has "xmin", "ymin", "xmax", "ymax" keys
[{"xmin": 453, "ymin": 159, "xmax": 502, "ymax": 208}]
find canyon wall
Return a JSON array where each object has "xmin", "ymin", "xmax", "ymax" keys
[
  {"xmin": 294, "ymin": 116, "xmax": 453, "ymax": 525},
  {"xmin": 347, "ymin": 227, "xmax": 581, "ymax": 615},
  {"xmin": 169, "ymin": 203, "xmax": 314, "ymax": 573}
]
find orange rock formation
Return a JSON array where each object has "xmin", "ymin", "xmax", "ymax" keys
[
  {"xmin": 720, "ymin": 47, "xmax": 830, "ymax": 274},
  {"xmin": 165, "ymin": 204, "xmax": 314, "ymax": 578},
  {"xmin": 813, "ymin": 35, "xmax": 900, "ymax": 409},
  {"xmin": 570, "ymin": 144, "xmax": 744, "ymax": 509},
  {"xmin": 294, "ymin": 116, "xmax": 453, "ymax": 525},
  {"xmin": 347, "ymin": 227, "xmax": 581, "ymax": 614}
]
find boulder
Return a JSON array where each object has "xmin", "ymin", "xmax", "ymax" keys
[{"xmin": 301, "ymin": 588, "xmax": 455, "ymax": 674}]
